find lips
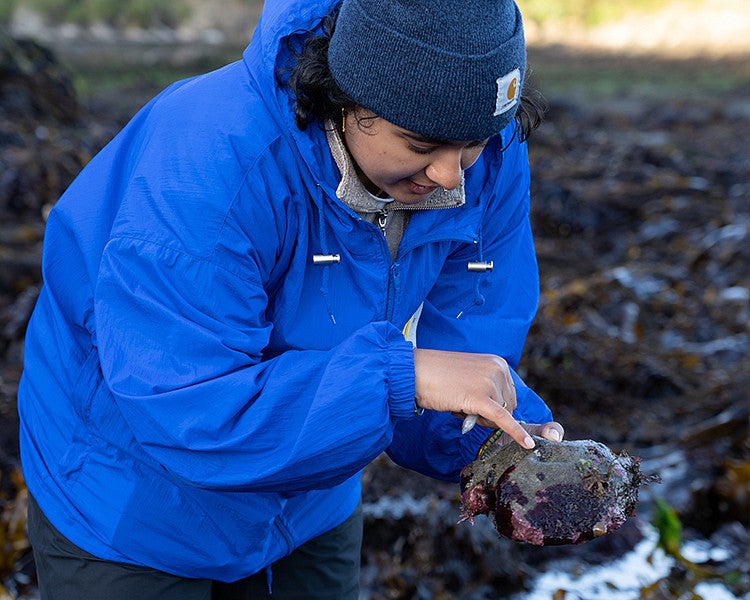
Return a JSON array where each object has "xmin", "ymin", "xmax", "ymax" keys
[{"xmin": 408, "ymin": 179, "xmax": 438, "ymax": 195}]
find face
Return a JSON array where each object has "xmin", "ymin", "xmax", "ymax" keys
[{"xmin": 342, "ymin": 109, "xmax": 488, "ymax": 204}]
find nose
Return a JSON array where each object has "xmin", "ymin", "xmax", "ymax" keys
[{"xmin": 425, "ymin": 149, "xmax": 463, "ymax": 190}]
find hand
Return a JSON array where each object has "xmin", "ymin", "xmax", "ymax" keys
[{"xmin": 413, "ymin": 348, "xmax": 535, "ymax": 449}]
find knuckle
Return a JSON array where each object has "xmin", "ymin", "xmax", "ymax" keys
[{"xmin": 491, "ymin": 354, "xmax": 508, "ymax": 368}]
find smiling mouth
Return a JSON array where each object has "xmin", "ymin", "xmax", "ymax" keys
[{"xmin": 408, "ymin": 180, "xmax": 438, "ymax": 195}]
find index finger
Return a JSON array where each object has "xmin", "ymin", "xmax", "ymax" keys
[{"xmin": 475, "ymin": 399, "xmax": 534, "ymax": 449}]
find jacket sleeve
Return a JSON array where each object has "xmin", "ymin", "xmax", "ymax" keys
[
  {"xmin": 386, "ymin": 133, "xmax": 553, "ymax": 482},
  {"xmin": 94, "ymin": 228, "xmax": 416, "ymax": 495}
]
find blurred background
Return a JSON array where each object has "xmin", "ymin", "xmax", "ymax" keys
[{"xmin": 1, "ymin": 1, "xmax": 749, "ymax": 598}]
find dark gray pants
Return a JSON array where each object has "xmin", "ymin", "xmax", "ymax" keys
[{"xmin": 27, "ymin": 495, "xmax": 362, "ymax": 600}]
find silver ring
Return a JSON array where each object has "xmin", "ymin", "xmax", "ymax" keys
[{"xmin": 502, "ymin": 400, "xmax": 507, "ymax": 409}]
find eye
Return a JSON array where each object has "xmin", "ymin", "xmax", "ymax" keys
[{"xmin": 408, "ymin": 144, "xmax": 436, "ymax": 155}]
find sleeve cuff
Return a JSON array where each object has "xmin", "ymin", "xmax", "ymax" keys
[
  {"xmin": 386, "ymin": 336, "xmax": 417, "ymax": 421},
  {"xmin": 511, "ymin": 369, "xmax": 553, "ymax": 424}
]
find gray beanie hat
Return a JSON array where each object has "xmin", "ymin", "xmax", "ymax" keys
[{"xmin": 328, "ymin": 0, "xmax": 526, "ymax": 141}]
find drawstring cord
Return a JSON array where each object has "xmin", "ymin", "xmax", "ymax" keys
[
  {"xmin": 314, "ymin": 188, "xmax": 338, "ymax": 324},
  {"xmin": 456, "ymin": 231, "xmax": 491, "ymax": 320},
  {"xmin": 464, "ymin": 125, "xmax": 510, "ymax": 311},
  {"xmin": 471, "ymin": 229, "xmax": 488, "ymax": 307}
]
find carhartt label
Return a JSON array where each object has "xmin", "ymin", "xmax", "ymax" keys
[{"xmin": 493, "ymin": 68, "xmax": 521, "ymax": 116}]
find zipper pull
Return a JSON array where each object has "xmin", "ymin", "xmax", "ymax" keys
[{"xmin": 377, "ymin": 209, "xmax": 388, "ymax": 236}]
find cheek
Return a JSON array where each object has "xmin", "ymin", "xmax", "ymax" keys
[
  {"xmin": 366, "ymin": 149, "xmax": 419, "ymax": 181},
  {"xmin": 360, "ymin": 152, "xmax": 390, "ymax": 180},
  {"xmin": 461, "ymin": 149, "xmax": 484, "ymax": 170},
  {"xmin": 350, "ymin": 137, "xmax": 387, "ymax": 169},
  {"xmin": 346, "ymin": 132, "xmax": 426, "ymax": 186}
]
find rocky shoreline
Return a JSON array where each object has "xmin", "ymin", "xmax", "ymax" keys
[{"xmin": 2, "ymin": 32, "xmax": 749, "ymax": 599}]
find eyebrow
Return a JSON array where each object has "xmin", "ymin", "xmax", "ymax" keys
[
  {"xmin": 401, "ymin": 131, "xmax": 485, "ymax": 147},
  {"xmin": 402, "ymin": 131, "xmax": 452, "ymax": 145}
]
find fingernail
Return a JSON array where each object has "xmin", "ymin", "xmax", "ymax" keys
[
  {"xmin": 548, "ymin": 429, "xmax": 561, "ymax": 442},
  {"xmin": 523, "ymin": 435, "xmax": 535, "ymax": 449}
]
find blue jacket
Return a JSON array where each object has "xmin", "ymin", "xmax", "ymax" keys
[{"xmin": 18, "ymin": 0, "xmax": 552, "ymax": 581}]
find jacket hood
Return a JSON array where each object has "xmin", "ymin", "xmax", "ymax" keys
[
  {"xmin": 247, "ymin": 0, "xmax": 333, "ymax": 71},
  {"xmin": 242, "ymin": 0, "xmax": 339, "ymax": 191}
]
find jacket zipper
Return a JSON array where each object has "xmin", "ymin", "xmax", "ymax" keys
[
  {"xmin": 373, "ymin": 204, "xmax": 468, "ymax": 321},
  {"xmin": 375, "ymin": 208, "xmax": 396, "ymax": 320},
  {"xmin": 385, "ymin": 263, "xmax": 399, "ymax": 321},
  {"xmin": 377, "ymin": 209, "xmax": 388, "ymax": 236}
]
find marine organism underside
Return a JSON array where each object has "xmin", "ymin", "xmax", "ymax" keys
[{"xmin": 460, "ymin": 435, "xmax": 659, "ymax": 545}]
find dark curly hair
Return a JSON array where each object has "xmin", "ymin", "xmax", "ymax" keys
[{"xmin": 284, "ymin": 4, "xmax": 547, "ymax": 142}]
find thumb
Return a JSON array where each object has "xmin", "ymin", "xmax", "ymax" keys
[{"xmin": 524, "ymin": 421, "xmax": 565, "ymax": 442}]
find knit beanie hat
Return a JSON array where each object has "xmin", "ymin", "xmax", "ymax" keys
[{"xmin": 328, "ymin": 0, "xmax": 526, "ymax": 141}]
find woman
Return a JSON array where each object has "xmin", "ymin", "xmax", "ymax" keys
[{"xmin": 18, "ymin": 0, "xmax": 564, "ymax": 597}]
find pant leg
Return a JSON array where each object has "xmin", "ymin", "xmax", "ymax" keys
[
  {"xmin": 212, "ymin": 503, "xmax": 363, "ymax": 600},
  {"xmin": 27, "ymin": 494, "xmax": 212, "ymax": 600}
]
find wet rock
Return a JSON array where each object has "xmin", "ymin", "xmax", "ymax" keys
[{"xmin": 460, "ymin": 436, "xmax": 658, "ymax": 546}]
